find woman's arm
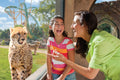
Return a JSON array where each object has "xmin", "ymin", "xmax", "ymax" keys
[
  {"xmin": 57, "ymin": 50, "xmax": 75, "ymax": 80},
  {"xmin": 46, "ymin": 47, "xmax": 52, "ymax": 80},
  {"xmin": 49, "ymin": 53, "xmax": 99, "ymax": 79}
]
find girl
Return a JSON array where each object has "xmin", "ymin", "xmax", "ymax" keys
[
  {"xmin": 46, "ymin": 15, "xmax": 76, "ymax": 80},
  {"xmin": 49, "ymin": 10, "xmax": 120, "ymax": 80}
]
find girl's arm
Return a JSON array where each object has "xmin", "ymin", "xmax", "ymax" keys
[
  {"xmin": 48, "ymin": 53, "xmax": 99, "ymax": 79},
  {"xmin": 57, "ymin": 50, "xmax": 75, "ymax": 80},
  {"xmin": 46, "ymin": 47, "xmax": 52, "ymax": 80}
]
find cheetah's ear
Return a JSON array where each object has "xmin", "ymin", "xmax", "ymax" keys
[
  {"xmin": 23, "ymin": 27, "xmax": 28, "ymax": 33},
  {"xmin": 10, "ymin": 28, "xmax": 13, "ymax": 33}
]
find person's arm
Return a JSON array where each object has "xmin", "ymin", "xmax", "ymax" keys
[
  {"xmin": 48, "ymin": 53, "xmax": 99, "ymax": 79},
  {"xmin": 46, "ymin": 47, "xmax": 52, "ymax": 80},
  {"xmin": 57, "ymin": 50, "xmax": 75, "ymax": 80}
]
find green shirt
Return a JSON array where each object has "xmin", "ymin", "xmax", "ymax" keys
[{"xmin": 86, "ymin": 29, "xmax": 120, "ymax": 80}]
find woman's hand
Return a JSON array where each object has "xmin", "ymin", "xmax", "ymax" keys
[{"xmin": 47, "ymin": 51, "xmax": 66, "ymax": 62}]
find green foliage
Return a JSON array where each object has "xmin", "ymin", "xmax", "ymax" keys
[
  {"xmin": 0, "ymin": 29, "xmax": 2, "ymax": 32},
  {"xmin": 98, "ymin": 23, "xmax": 111, "ymax": 33},
  {"xmin": 0, "ymin": 48, "xmax": 46, "ymax": 80},
  {"xmin": 27, "ymin": 23, "xmax": 44, "ymax": 40},
  {"xmin": 15, "ymin": 24, "xmax": 24, "ymax": 27},
  {"xmin": 41, "ymin": 24, "xmax": 49, "ymax": 37},
  {"xmin": 0, "ymin": 29, "xmax": 10, "ymax": 40},
  {"xmin": 33, "ymin": 0, "xmax": 55, "ymax": 23},
  {"xmin": 1, "ymin": 40, "xmax": 5, "ymax": 45},
  {"xmin": 32, "ymin": 0, "xmax": 56, "ymax": 39}
]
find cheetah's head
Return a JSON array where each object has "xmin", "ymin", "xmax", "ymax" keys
[{"xmin": 10, "ymin": 27, "xmax": 28, "ymax": 47}]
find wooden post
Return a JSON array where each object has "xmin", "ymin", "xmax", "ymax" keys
[{"xmin": 64, "ymin": 0, "xmax": 74, "ymax": 37}]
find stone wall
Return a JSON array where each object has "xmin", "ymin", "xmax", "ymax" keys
[{"xmin": 90, "ymin": 1, "xmax": 120, "ymax": 38}]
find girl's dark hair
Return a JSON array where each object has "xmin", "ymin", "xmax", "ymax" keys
[
  {"xmin": 49, "ymin": 15, "xmax": 67, "ymax": 37},
  {"xmin": 75, "ymin": 10, "xmax": 97, "ymax": 57}
]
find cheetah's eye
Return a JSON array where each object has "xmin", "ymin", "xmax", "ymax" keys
[
  {"xmin": 17, "ymin": 33, "xmax": 20, "ymax": 36},
  {"xmin": 24, "ymin": 33, "xmax": 26, "ymax": 35}
]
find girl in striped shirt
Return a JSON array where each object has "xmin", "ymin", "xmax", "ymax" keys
[{"xmin": 46, "ymin": 15, "xmax": 76, "ymax": 80}]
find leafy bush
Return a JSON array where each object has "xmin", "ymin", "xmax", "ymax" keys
[{"xmin": 1, "ymin": 40, "xmax": 5, "ymax": 45}]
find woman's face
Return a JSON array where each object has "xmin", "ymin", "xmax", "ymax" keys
[
  {"xmin": 52, "ymin": 18, "xmax": 64, "ymax": 37},
  {"xmin": 71, "ymin": 15, "xmax": 85, "ymax": 38}
]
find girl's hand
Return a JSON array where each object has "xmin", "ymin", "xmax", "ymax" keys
[
  {"xmin": 47, "ymin": 52, "xmax": 66, "ymax": 62},
  {"xmin": 56, "ymin": 75, "xmax": 66, "ymax": 80},
  {"xmin": 46, "ymin": 74, "xmax": 52, "ymax": 80},
  {"xmin": 56, "ymin": 77, "xmax": 65, "ymax": 80}
]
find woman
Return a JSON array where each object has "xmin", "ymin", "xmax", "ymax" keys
[{"xmin": 48, "ymin": 10, "xmax": 120, "ymax": 80}]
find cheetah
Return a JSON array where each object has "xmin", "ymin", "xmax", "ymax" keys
[
  {"xmin": 28, "ymin": 41, "xmax": 40, "ymax": 55},
  {"xmin": 8, "ymin": 27, "xmax": 32, "ymax": 80}
]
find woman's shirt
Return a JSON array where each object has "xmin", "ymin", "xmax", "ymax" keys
[
  {"xmin": 86, "ymin": 29, "xmax": 120, "ymax": 80},
  {"xmin": 47, "ymin": 37, "xmax": 75, "ymax": 75}
]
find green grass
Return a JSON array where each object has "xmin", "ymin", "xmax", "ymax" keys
[
  {"xmin": 0, "ymin": 48, "xmax": 46, "ymax": 80},
  {"xmin": 32, "ymin": 52, "xmax": 47, "ymax": 73},
  {"xmin": 38, "ymin": 48, "xmax": 47, "ymax": 50}
]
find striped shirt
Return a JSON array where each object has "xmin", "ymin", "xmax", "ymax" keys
[{"xmin": 47, "ymin": 37, "xmax": 75, "ymax": 75}]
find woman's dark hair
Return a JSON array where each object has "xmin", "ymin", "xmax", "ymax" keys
[
  {"xmin": 49, "ymin": 15, "xmax": 67, "ymax": 37},
  {"xmin": 75, "ymin": 10, "xmax": 97, "ymax": 57}
]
